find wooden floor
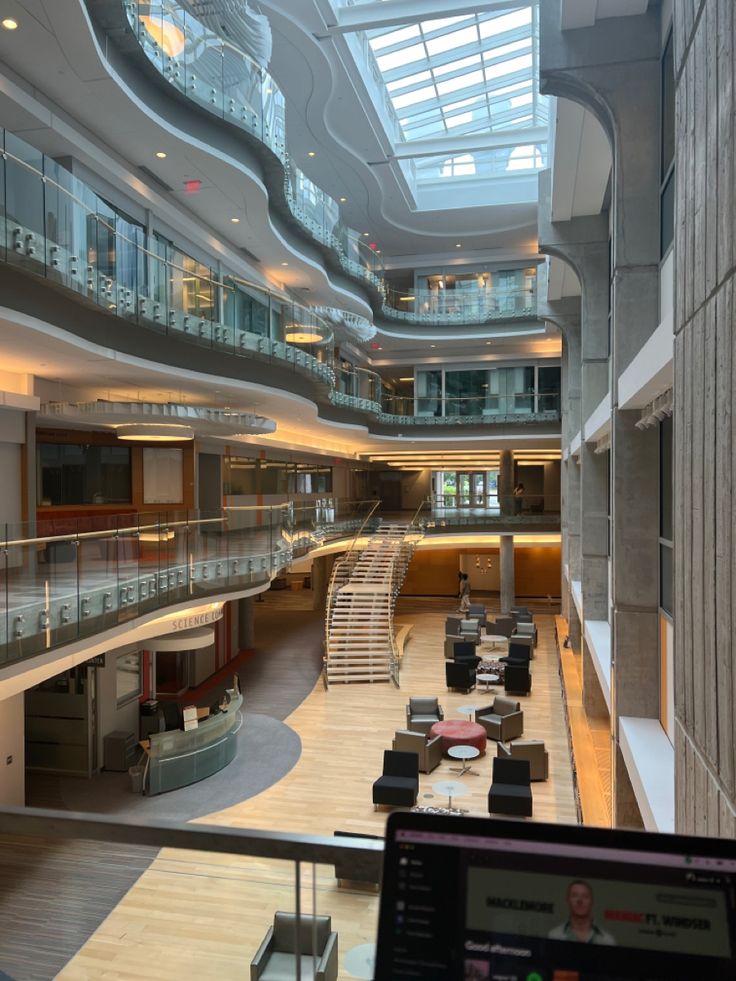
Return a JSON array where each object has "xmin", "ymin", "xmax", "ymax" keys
[
  {"xmin": 58, "ymin": 597, "xmax": 577, "ymax": 980},
  {"xmin": 556, "ymin": 615, "xmax": 611, "ymax": 826}
]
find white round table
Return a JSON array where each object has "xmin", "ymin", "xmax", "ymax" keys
[
  {"xmin": 432, "ymin": 779, "xmax": 469, "ymax": 811},
  {"xmin": 483, "ymin": 634, "xmax": 508, "ymax": 651},
  {"xmin": 457, "ymin": 703, "xmax": 477, "ymax": 721},
  {"xmin": 344, "ymin": 942, "xmax": 376, "ymax": 980},
  {"xmin": 477, "ymin": 672, "xmax": 500, "ymax": 692},
  {"xmin": 448, "ymin": 744, "xmax": 481, "ymax": 776}
]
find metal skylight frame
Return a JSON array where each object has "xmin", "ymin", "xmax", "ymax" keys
[{"xmin": 365, "ymin": 5, "xmax": 546, "ymax": 147}]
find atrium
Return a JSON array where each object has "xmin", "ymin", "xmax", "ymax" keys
[{"xmin": 0, "ymin": 0, "xmax": 731, "ymax": 977}]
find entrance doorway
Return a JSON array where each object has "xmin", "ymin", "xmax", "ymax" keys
[{"xmin": 434, "ymin": 470, "xmax": 499, "ymax": 509}]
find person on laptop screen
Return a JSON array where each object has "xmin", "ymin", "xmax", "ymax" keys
[{"xmin": 547, "ymin": 879, "xmax": 616, "ymax": 945}]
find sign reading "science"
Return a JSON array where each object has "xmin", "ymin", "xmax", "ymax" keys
[{"xmin": 169, "ymin": 608, "xmax": 224, "ymax": 632}]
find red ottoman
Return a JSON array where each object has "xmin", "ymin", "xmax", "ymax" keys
[{"xmin": 430, "ymin": 720, "xmax": 487, "ymax": 756}]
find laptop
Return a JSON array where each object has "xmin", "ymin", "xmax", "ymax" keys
[{"xmin": 375, "ymin": 811, "xmax": 736, "ymax": 980}]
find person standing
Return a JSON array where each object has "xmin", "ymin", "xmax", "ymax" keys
[{"xmin": 513, "ymin": 482, "xmax": 525, "ymax": 515}]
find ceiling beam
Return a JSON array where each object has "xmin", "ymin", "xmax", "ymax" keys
[
  {"xmin": 392, "ymin": 125, "xmax": 548, "ymax": 160},
  {"xmin": 328, "ymin": 0, "xmax": 536, "ymax": 35}
]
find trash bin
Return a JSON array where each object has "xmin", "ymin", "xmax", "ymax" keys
[{"xmin": 129, "ymin": 764, "xmax": 144, "ymax": 794}]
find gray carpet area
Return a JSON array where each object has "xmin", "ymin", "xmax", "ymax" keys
[
  {"xmin": 0, "ymin": 835, "xmax": 155, "ymax": 981},
  {"xmin": 9, "ymin": 594, "xmax": 322, "ymax": 979},
  {"xmin": 25, "ymin": 713, "xmax": 301, "ymax": 821}
]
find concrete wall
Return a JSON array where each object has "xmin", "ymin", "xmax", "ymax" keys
[
  {"xmin": 0, "ymin": 693, "xmax": 25, "ymax": 806},
  {"xmin": 673, "ymin": 0, "xmax": 736, "ymax": 836},
  {"xmin": 96, "ymin": 648, "xmax": 142, "ymax": 767}
]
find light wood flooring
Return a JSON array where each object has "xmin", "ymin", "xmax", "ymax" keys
[
  {"xmin": 58, "ymin": 599, "xmax": 577, "ymax": 980},
  {"xmin": 556, "ymin": 615, "xmax": 612, "ymax": 826}
]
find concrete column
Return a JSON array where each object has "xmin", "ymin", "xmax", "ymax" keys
[
  {"xmin": 237, "ymin": 596, "xmax": 255, "ymax": 650},
  {"xmin": 539, "ymin": 176, "xmax": 609, "ymax": 633},
  {"xmin": 541, "ymin": 0, "xmax": 665, "ymax": 828},
  {"xmin": 498, "ymin": 450, "xmax": 513, "ymax": 515},
  {"xmin": 672, "ymin": 0, "xmax": 736, "ymax": 834},
  {"xmin": 499, "ymin": 535, "xmax": 514, "ymax": 613}
]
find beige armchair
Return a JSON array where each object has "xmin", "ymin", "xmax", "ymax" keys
[
  {"xmin": 498, "ymin": 739, "xmax": 549, "ymax": 781},
  {"xmin": 475, "ymin": 695, "xmax": 524, "ymax": 742},
  {"xmin": 251, "ymin": 911, "xmax": 337, "ymax": 981},
  {"xmin": 406, "ymin": 696, "xmax": 444, "ymax": 734},
  {"xmin": 392, "ymin": 728, "xmax": 443, "ymax": 773}
]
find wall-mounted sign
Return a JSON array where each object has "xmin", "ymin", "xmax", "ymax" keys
[
  {"xmin": 167, "ymin": 607, "xmax": 224, "ymax": 633},
  {"xmin": 87, "ymin": 654, "xmax": 106, "ymax": 668}
]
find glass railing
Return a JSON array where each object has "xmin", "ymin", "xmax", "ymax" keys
[
  {"xmin": 430, "ymin": 493, "xmax": 561, "ymax": 520},
  {"xmin": 0, "ymin": 128, "xmax": 335, "ymax": 386},
  {"xmin": 120, "ymin": 1, "xmax": 539, "ymax": 326},
  {"xmin": 382, "ymin": 285, "xmax": 538, "ymax": 324},
  {"xmin": 0, "ymin": 805, "xmax": 384, "ymax": 979},
  {"xmin": 380, "ymin": 393, "xmax": 561, "ymax": 424},
  {"xmin": 0, "ymin": 126, "xmax": 556, "ymax": 429},
  {"xmin": 0, "ymin": 500, "xmax": 375, "ymax": 668}
]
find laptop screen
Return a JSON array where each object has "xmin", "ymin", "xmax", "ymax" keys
[{"xmin": 375, "ymin": 813, "xmax": 736, "ymax": 980}]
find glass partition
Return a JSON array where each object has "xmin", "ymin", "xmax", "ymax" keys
[
  {"xmin": 0, "ymin": 500, "xmax": 375, "ymax": 668},
  {"xmin": 0, "ymin": 127, "xmax": 335, "ymax": 387}
]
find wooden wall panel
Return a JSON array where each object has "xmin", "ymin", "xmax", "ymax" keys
[{"xmin": 514, "ymin": 546, "xmax": 562, "ymax": 598}]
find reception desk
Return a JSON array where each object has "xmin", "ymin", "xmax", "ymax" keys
[{"xmin": 145, "ymin": 689, "xmax": 243, "ymax": 795}]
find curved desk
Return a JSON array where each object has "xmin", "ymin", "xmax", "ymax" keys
[{"xmin": 145, "ymin": 690, "xmax": 243, "ymax": 796}]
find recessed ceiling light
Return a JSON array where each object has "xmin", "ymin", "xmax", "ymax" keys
[
  {"xmin": 430, "ymin": 344, "xmax": 436, "ymax": 348},
  {"xmin": 363, "ymin": 232, "xmax": 370, "ymax": 236},
  {"xmin": 281, "ymin": 261, "xmax": 289, "ymax": 266},
  {"xmin": 230, "ymin": 217, "xmax": 240, "ymax": 223},
  {"xmin": 455, "ymin": 243, "xmax": 462, "ymax": 248},
  {"xmin": 308, "ymin": 151, "xmax": 316, "ymax": 157},
  {"xmin": 2, "ymin": 18, "xmax": 18, "ymax": 30},
  {"xmin": 155, "ymin": 151, "xmax": 167, "ymax": 159},
  {"xmin": 486, "ymin": 341, "xmax": 492, "ymax": 345},
  {"xmin": 339, "ymin": 197, "xmax": 347, "ymax": 203}
]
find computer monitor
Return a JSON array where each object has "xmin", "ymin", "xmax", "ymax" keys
[{"xmin": 375, "ymin": 812, "xmax": 736, "ymax": 980}]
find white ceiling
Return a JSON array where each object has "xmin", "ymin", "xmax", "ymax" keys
[{"xmin": 259, "ymin": 0, "xmax": 542, "ymax": 261}]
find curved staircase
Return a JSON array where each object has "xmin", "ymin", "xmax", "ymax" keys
[{"xmin": 324, "ymin": 522, "xmax": 422, "ymax": 686}]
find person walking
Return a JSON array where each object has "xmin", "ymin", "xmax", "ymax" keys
[{"xmin": 458, "ymin": 572, "xmax": 471, "ymax": 612}]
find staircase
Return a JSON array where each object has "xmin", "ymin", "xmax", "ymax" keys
[{"xmin": 325, "ymin": 522, "xmax": 422, "ymax": 686}]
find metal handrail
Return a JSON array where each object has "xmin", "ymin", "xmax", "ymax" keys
[{"xmin": 0, "ymin": 804, "xmax": 383, "ymax": 865}]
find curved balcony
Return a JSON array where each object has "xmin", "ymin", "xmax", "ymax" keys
[
  {"xmin": 0, "ymin": 500, "xmax": 376, "ymax": 669},
  {"xmin": 332, "ymin": 374, "xmax": 561, "ymax": 426},
  {"xmin": 0, "ymin": 129, "xmax": 334, "ymax": 388},
  {"xmin": 119, "ymin": 1, "xmax": 539, "ymax": 327},
  {"xmin": 0, "ymin": 126, "xmax": 559, "ymax": 431}
]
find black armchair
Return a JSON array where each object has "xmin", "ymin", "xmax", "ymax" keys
[
  {"xmin": 372, "ymin": 750, "xmax": 419, "ymax": 809},
  {"xmin": 504, "ymin": 663, "xmax": 532, "ymax": 696},
  {"xmin": 488, "ymin": 757, "xmax": 533, "ymax": 817},
  {"xmin": 444, "ymin": 637, "xmax": 477, "ymax": 660},
  {"xmin": 446, "ymin": 659, "xmax": 476, "ymax": 693},
  {"xmin": 333, "ymin": 831, "xmax": 383, "ymax": 888}
]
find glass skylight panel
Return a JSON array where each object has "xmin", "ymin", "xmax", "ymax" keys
[
  {"xmin": 479, "ymin": 8, "xmax": 533, "ymax": 37},
  {"xmin": 424, "ymin": 24, "xmax": 478, "ymax": 56},
  {"xmin": 375, "ymin": 42, "xmax": 424, "ymax": 72},
  {"xmin": 364, "ymin": 1, "xmax": 546, "ymax": 186},
  {"xmin": 436, "ymin": 69, "xmax": 484, "ymax": 97},
  {"xmin": 369, "ymin": 24, "xmax": 420, "ymax": 50}
]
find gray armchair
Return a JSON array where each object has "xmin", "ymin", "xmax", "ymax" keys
[
  {"xmin": 406, "ymin": 696, "xmax": 444, "ymax": 734},
  {"xmin": 498, "ymin": 739, "xmax": 549, "ymax": 781},
  {"xmin": 475, "ymin": 695, "xmax": 524, "ymax": 742},
  {"xmin": 392, "ymin": 728, "xmax": 443, "ymax": 773},
  {"xmin": 251, "ymin": 911, "xmax": 338, "ymax": 981}
]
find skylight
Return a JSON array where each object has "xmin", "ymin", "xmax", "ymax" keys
[{"xmin": 367, "ymin": 5, "xmax": 546, "ymax": 146}]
